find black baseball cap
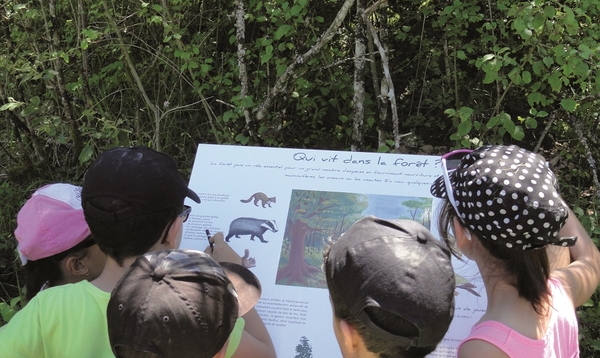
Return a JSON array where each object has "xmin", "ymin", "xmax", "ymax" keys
[
  {"xmin": 326, "ymin": 216, "xmax": 455, "ymax": 349},
  {"xmin": 81, "ymin": 146, "xmax": 200, "ymax": 222},
  {"xmin": 107, "ymin": 249, "xmax": 262, "ymax": 358}
]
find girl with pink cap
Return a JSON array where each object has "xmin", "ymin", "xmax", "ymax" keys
[{"xmin": 15, "ymin": 183, "xmax": 107, "ymax": 301}]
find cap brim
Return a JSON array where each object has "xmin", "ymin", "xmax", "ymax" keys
[
  {"xmin": 219, "ymin": 262, "xmax": 262, "ymax": 316},
  {"xmin": 429, "ymin": 175, "xmax": 448, "ymax": 199},
  {"xmin": 187, "ymin": 188, "xmax": 201, "ymax": 203}
]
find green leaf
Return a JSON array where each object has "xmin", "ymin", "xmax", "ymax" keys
[
  {"xmin": 574, "ymin": 61, "xmax": 589, "ymax": 77},
  {"xmin": 261, "ymin": 52, "xmax": 272, "ymax": 65},
  {"xmin": 486, "ymin": 115, "xmax": 500, "ymax": 129},
  {"xmin": 235, "ymin": 133, "xmax": 249, "ymax": 145},
  {"xmin": 21, "ymin": 105, "xmax": 37, "ymax": 116},
  {"xmin": 456, "ymin": 50, "xmax": 466, "ymax": 60},
  {"xmin": 274, "ymin": 24, "xmax": 292, "ymax": 40},
  {"xmin": 548, "ymin": 72, "xmax": 562, "ymax": 92},
  {"xmin": 543, "ymin": 5, "xmax": 556, "ymax": 18},
  {"xmin": 78, "ymin": 145, "xmax": 95, "ymax": 165},
  {"xmin": 458, "ymin": 107, "xmax": 474, "ymax": 121},
  {"xmin": 0, "ymin": 102, "xmax": 22, "ymax": 111},
  {"xmin": 522, "ymin": 71, "xmax": 531, "ymax": 83},
  {"xmin": 511, "ymin": 125, "xmax": 525, "ymax": 140},
  {"xmin": 444, "ymin": 108, "xmax": 456, "ymax": 116},
  {"xmin": 532, "ymin": 13, "xmax": 545, "ymax": 29},
  {"xmin": 291, "ymin": 5, "xmax": 302, "ymax": 16},
  {"xmin": 513, "ymin": 18, "xmax": 526, "ymax": 32},
  {"xmin": 240, "ymin": 96, "xmax": 255, "ymax": 107},
  {"xmin": 457, "ymin": 119, "xmax": 472, "ymax": 136},
  {"xmin": 560, "ymin": 98, "xmax": 577, "ymax": 112},
  {"xmin": 482, "ymin": 54, "xmax": 495, "ymax": 62},
  {"xmin": 483, "ymin": 71, "xmax": 498, "ymax": 84},
  {"xmin": 542, "ymin": 57, "xmax": 554, "ymax": 68},
  {"xmin": 525, "ymin": 117, "xmax": 538, "ymax": 129},
  {"xmin": 501, "ymin": 113, "xmax": 514, "ymax": 133}
]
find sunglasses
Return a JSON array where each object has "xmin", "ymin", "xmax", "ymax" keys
[
  {"xmin": 179, "ymin": 205, "xmax": 192, "ymax": 223},
  {"xmin": 441, "ymin": 149, "xmax": 473, "ymax": 220}
]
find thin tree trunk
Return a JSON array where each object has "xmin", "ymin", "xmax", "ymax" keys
[
  {"xmin": 352, "ymin": 0, "xmax": 366, "ymax": 152},
  {"xmin": 77, "ymin": 0, "xmax": 95, "ymax": 109},
  {"xmin": 101, "ymin": 0, "xmax": 160, "ymax": 150},
  {"xmin": 363, "ymin": 7, "xmax": 400, "ymax": 149},
  {"xmin": 234, "ymin": 0, "xmax": 253, "ymax": 137},
  {"xmin": 42, "ymin": 0, "xmax": 83, "ymax": 161},
  {"xmin": 255, "ymin": 0, "xmax": 356, "ymax": 121},
  {"xmin": 160, "ymin": 0, "xmax": 220, "ymax": 143}
]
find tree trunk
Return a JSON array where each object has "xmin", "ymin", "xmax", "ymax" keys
[
  {"xmin": 45, "ymin": 0, "xmax": 83, "ymax": 161},
  {"xmin": 351, "ymin": 0, "xmax": 366, "ymax": 151},
  {"xmin": 276, "ymin": 220, "xmax": 320, "ymax": 285}
]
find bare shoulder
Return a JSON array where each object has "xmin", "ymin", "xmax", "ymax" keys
[{"xmin": 459, "ymin": 339, "xmax": 510, "ymax": 358}]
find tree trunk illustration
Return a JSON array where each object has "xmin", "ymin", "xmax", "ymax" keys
[{"xmin": 276, "ymin": 220, "xmax": 320, "ymax": 285}]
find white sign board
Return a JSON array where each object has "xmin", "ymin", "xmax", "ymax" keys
[{"xmin": 181, "ymin": 144, "xmax": 486, "ymax": 357}]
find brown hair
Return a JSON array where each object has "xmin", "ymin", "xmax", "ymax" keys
[{"xmin": 437, "ymin": 200, "xmax": 551, "ymax": 314}]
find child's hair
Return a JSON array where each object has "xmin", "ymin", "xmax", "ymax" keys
[
  {"xmin": 83, "ymin": 196, "xmax": 179, "ymax": 266},
  {"xmin": 437, "ymin": 199, "xmax": 551, "ymax": 314},
  {"xmin": 23, "ymin": 236, "xmax": 96, "ymax": 301}
]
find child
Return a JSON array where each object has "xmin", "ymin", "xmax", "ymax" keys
[
  {"xmin": 14, "ymin": 183, "xmax": 106, "ymax": 301},
  {"xmin": 323, "ymin": 216, "xmax": 456, "ymax": 358},
  {"xmin": 0, "ymin": 147, "xmax": 274, "ymax": 358},
  {"xmin": 430, "ymin": 144, "xmax": 600, "ymax": 357},
  {"xmin": 0, "ymin": 147, "xmax": 200, "ymax": 357},
  {"xmin": 106, "ymin": 249, "xmax": 261, "ymax": 358}
]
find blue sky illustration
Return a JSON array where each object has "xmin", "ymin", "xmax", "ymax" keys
[{"xmin": 361, "ymin": 194, "xmax": 426, "ymax": 220}]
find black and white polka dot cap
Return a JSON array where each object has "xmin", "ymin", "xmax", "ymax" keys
[{"xmin": 430, "ymin": 145, "xmax": 577, "ymax": 251}]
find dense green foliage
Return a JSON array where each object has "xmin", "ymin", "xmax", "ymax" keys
[{"xmin": 1, "ymin": 0, "xmax": 600, "ymax": 354}]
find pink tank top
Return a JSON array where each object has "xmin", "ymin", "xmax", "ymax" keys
[{"xmin": 457, "ymin": 278, "xmax": 579, "ymax": 357}]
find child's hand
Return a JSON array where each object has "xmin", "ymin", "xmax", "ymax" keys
[{"xmin": 205, "ymin": 232, "xmax": 243, "ymax": 265}]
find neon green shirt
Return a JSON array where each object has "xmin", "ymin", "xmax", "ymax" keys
[
  {"xmin": 0, "ymin": 280, "xmax": 113, "ymax": 357},
  {"xmin": 0, "ymin": 280, "xmax": 246, "ymax": 358},
  {"xmin": 225, "ymin": 316, "xmax": 245, "ymax": 358}
]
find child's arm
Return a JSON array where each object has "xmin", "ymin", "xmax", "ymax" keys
[
  {"xmin": 207, "ymin": 232, "xmax": 277, "ymax": 358},
  {"xmin": 233, "ymin": 308, "xmax": 276, "ymax": 358},
  {"xmin": 551, "ymin": 208, "xmax": 600, "ymax": 307}
]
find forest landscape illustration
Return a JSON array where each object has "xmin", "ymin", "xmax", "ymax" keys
[{"xmin": 275, "ymin": 190, "xmax": 432, "ymax": 288}]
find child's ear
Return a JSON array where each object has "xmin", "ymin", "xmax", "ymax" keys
[
  {"xmin": 166, "ymin": 218, "xmax": 184, "ymax": 248},
  {"xmin": 338, "ymin": 319, "xmax": 360, "ymax": 354},
  {"xmin": 453, "ymin": 217, "xmax": 472, "ymax": 247},
  {"xmin": 64, "ymin": 253, "xmax": 89, "ymax": 277}
]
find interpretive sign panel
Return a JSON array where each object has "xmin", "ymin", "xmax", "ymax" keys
[{"xmin": 181, "ymin": 144, "xmax": 486, "ymax": 357}]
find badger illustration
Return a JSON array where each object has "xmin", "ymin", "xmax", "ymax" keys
[{"xmin": 225, "ymin": 217, "xmax": 278, "ymax": 243}]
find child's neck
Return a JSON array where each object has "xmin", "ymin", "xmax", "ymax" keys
[
  {"xmin": 90, "ymin": 256, "xmax": 137, "ymax": 292},
  {"xmin": 477, "ymin": 262, "xmax": 550, "ymax": 340}
]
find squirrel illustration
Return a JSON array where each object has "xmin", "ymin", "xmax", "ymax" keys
[
  {"xmin": 241, "ymin": 249, "xmax": 256, "ymax": 268},
  {"xmin": 240, "ymin": 192, "xmax": 276, "ymax": 208}
]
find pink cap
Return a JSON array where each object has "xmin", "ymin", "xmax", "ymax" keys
[{"xmin": 15, "ymin": 183, "xmax": 91, "ymax": 264}]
